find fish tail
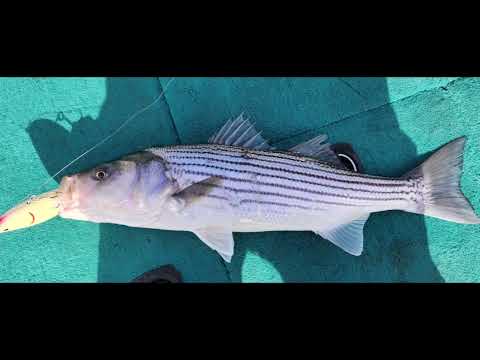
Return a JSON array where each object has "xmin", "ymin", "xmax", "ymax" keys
[{"xmin": 403, "ymin": 136, "xmax": 480, "ymax": 224}]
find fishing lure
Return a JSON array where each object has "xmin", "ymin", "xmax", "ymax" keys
[{"xmin": 0, "ymin": 190, "xmax": 61, "ymax": 233}]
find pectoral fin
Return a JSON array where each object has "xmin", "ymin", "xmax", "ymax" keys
[
  {"xmin": 172, "ymin": 176, "xmax": 223, "ymax": 206},
  {"xmin": 314, "ymin": 214, "xmax": 370, "ymax": 256},
  {"xmin": 194, "ymin": 229, "xmax": 234, "ymax": 263}
]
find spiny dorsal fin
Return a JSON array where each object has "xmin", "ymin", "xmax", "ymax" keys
[
  {"xmin": 314, "ymin": 214, "xmax": 370, "ymax": 256},
  {"xmin": 289, "ymin": 135, "xmax": 346, "ymax": 169},
  {"xmin": 209, "ymin": 113, "xmax": 273, "ymax": 150}
]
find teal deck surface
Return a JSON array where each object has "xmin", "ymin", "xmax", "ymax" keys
[{"xmin": 0, "ymin": 77, "xmax": 478, "ymax": 282}]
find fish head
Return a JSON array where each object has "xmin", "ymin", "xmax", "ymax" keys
[{"xmin": 58, "ymin": 151, "xmax": 170, "ymax": 223}]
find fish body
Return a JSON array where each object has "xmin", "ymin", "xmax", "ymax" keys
[
  {"xmin": 57, "ymin": 115, "xmax": 479, "ymax": 261},
  {"xmin": 2, "ymin": 115, "xmax": 479, "ymax": 262}
]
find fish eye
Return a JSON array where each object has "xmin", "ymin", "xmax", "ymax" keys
[{"xmin": 93, "ymin": 168, "xmax": 109, "ymax": 181}]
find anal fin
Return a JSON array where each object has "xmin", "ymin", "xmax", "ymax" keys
[
  {"xmin": 314, "ymin": 214, "xmax": 370, "ymax": 256},
  {"xmin": 194, "ymin": 229, "xmax": 235, "ymax": 263}
]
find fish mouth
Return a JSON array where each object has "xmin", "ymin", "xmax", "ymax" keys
[
  {"xmin": 58, "ymin": 176, "xmax": 77, "ymax": 212},
  {"xmin": 59, "ymin": 176, "xmax": 71, "ymax": 197},
  {"xmin": 57, "ymin": 176, "xmax": 89, "ymax": 221}
]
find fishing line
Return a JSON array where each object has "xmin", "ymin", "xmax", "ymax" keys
[{"xmin": 27, "ymin": 77, "xmax": 176, "ymax": 201}]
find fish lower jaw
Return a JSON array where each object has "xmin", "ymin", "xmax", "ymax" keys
[{"xmin": 58, "ymin": 190, "xmax": 86, "ymax": 220}]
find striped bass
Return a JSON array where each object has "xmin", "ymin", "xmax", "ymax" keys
[{"xmin": 3, "ymin": 115, "xmax": 479, "ymax": 262}]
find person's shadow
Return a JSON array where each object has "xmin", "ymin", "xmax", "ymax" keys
[{"xmin": 27, "ymin": 77, "xmax": 444, "ymax": 282}]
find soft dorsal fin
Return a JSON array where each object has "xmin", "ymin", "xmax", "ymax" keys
[
  {"xmin": 314, "ymin": 214, "xmax": 370, "ymax": 256},
  {"xmin": 289, "ymin": 135, "xmax": 346, "ymax": 169},
  {"xmin": 209, "ymin": 113, "xmax": 273, "ymax": 150},
  {"xmin": 194, "ymin": 229, "xmax": 235, "ymax": 263}
]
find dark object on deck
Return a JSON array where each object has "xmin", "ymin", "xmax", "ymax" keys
[
  {"xmin": 331, "ymin": 143, "xmax": 363, "ymax": 173},
  {"xmin": 131, "ymin": 265, "xmax": 183, "ymax": 283}
]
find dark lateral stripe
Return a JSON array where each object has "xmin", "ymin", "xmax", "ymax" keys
[
  {"xmin": 167, "ymin": 153, "xmax": 410, "ymax": 193},
  {"xmin": 188, "ymin": 187, "xmax": 325, "ymax": 210},
  {"xmin": 196, "ymin": 182, "xmax": 407, "ymax": 204},
  {"xmin": 204, "ymin": 193, "xmax": 365, "ymax": 209},
  {"xmin": 239, "ymin": 199, "xmax": 314, "ymax": 211},
  {"xmin": 165, "ymin": 144, "xmax": 334, "ymax": 163},
  {"xmin": 197, "ymin": 182, "xmax": 320, "ymax": 203},
  {"xmin": 167, "ymin": 151, "xmax": 346, "ymax": 177},
  {"xmin": 188, "ymin": 192, "xmax": 229, "ymax": 201},
  {"xmin": 164, "ymin": 146, "xmax": 341, "ymax": 169},
  {"xmin": 160, "ymin": 144, "xmax": 406, "ymax": 184},
  {"xmin": 170, "ymin": 161, "xmax": 409, "ymax": 195},
  {"xmin": 181, "ymin": 169, "xmax": 407, "ymax": 202}
]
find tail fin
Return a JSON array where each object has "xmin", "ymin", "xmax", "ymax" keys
[{"xmin": 403, "ymin": 136, "xmax": 480, "ymax": 224}]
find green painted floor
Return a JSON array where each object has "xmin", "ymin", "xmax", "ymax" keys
[{"xmin": 0, "ymin": 77, "xmax": 479, "ymax": 282}]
